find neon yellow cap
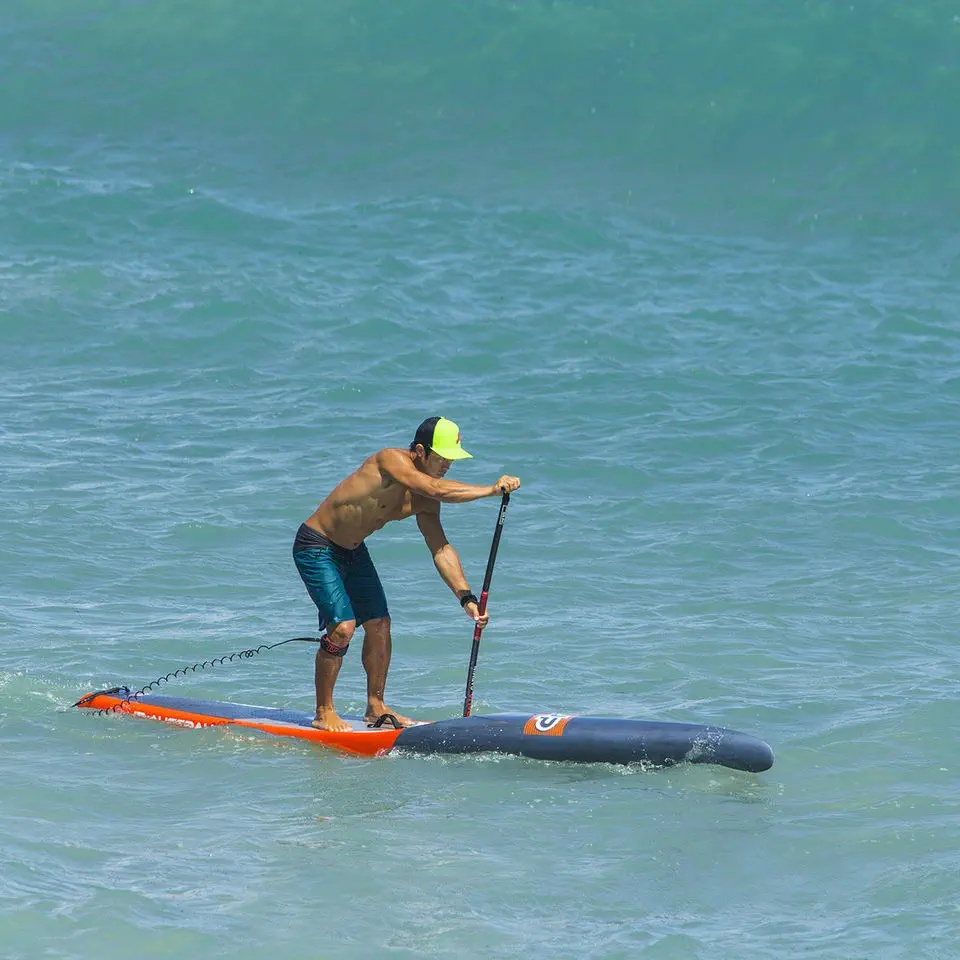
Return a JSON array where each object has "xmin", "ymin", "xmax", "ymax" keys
[{"xmin": 414, "ymin": 416, "xmax": 472, "ymax": 460}]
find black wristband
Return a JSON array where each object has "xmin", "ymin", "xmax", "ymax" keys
[{"xmin": 459, "ymin": 592, "xmax": 479, "ymax": 608}]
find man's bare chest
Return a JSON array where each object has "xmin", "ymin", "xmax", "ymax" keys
[{"xmin": 371, "ymin": 485, "xmax": 415, "ymax": 523}]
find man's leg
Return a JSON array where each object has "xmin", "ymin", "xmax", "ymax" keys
[
  {"xmin": 314, "ymin": 619, "xmax": 355, "ymax": 732},
  {"xmin": 361, "ymin": 617, "xmax": 415, "ymax": 726},
  {"xmin": 294, "ymin": 545, "xmax": 358, "ymax": 733}
]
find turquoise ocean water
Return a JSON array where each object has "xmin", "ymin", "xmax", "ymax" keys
[{"xmin": 2, "ymin": 2, "xmax": 959, "ymax": 957}]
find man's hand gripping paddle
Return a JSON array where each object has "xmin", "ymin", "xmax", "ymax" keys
[{"xmin": 462, "ymin": 492, "xmax": 510, "ymax": 717}]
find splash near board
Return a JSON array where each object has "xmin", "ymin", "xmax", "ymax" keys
[{"xmin": 74, "ymin": 689, "xmax": 774, "ymax": 773}]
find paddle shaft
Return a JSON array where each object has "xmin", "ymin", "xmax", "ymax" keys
[{"xmin": 462, "ymin": 492, "xmax": 510, "ymax": 717}]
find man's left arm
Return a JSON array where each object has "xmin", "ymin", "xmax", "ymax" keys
[{"xmin": 416, "ymin": 508, "xmax": 489, "ymax": 628}]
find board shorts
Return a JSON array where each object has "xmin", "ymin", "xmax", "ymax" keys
[{"xmin": 292, "ymin": 523, "xmax": 389, "ymax": 630}]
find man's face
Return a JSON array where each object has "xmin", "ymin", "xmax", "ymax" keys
[{"xmin": 422, "ymin": 448, "xmax": 452, "ymax": 478}]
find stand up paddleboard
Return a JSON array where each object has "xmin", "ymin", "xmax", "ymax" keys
[
  {"xmin": 74, "ymin": 689, "xmax": 774, "ymax": 773},
  {"xmin": 74, "ymin": 494, "xmax": 774, "ymax": 774}
]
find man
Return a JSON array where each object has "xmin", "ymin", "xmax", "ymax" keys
[{"xmin": 293, "ymin": 416, "xmax": 521, "ymax": 732}]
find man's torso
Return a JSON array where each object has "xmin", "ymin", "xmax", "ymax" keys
[{"xmin": 304, "ymin": 449, "xmax": 431, "ymax": 549}]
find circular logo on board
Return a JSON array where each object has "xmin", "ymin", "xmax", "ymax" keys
[{"xmin": 523, "ymin": 713, "xmax": 574, "ymax": 736}]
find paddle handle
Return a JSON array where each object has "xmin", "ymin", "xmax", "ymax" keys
[{"xmin": 463, "ymin": 492, "xmax": 510, "ymax": 717}]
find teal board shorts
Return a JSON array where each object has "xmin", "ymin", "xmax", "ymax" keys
[{"xmin": 292, "ymin": 523, "xmax": 389, "ymax": 631}]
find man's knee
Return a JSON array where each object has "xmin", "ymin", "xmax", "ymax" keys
[
  {"xmin": 321, "ymin": 620, "xmax": 356, "ymax": 657},
  {"xmin": 362, "ymin": 616, "xmax": 391, "ymax": 640}
]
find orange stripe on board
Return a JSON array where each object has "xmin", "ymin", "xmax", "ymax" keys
[
  {"xmin": 231, "ymin": 718, "xmax": 403, "ymax": 756},
  {"xmin": 78, "ymin": 694, "xmax": 404, "ymax": 756},
  {"xmin": 82, "ymin": 694, "xmax": 233, "ymax": 729}
]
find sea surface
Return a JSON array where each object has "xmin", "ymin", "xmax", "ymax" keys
[{"xmin": 2, "ymin": 2, "xmax": 959, "ymax": 958}]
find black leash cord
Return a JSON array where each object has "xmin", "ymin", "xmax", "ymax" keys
[{"xmin": 73, "ymin": 636, "xmax": 321, "ymax": 714}]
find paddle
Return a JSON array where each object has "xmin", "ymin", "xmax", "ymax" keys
[{"xmin": 462, "ymin": 492, "xmax": 510, "ymax": 717}]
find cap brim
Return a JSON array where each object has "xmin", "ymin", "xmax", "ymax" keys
[{"xmin": 431, "ymin": 446, "xmax": 472, "ymax": 460}]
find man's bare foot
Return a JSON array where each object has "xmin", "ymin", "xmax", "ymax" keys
[
  {"xmin": 312, "ymin": 707, "xmax": 352, "ymax": 733},
  {"xmin": 365, "ymin": 704, "xmax": 417, "ymax": 728}
]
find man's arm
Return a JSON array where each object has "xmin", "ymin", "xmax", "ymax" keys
[
  {"xmin": 416, "ymin": 508, "xmax": 489, "ymax": 627},
  {"xmin": 378, "ymin": 448, "xmax": 504, "ymax": 503}
]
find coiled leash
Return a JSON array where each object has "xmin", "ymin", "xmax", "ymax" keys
[{"xmin": 73, "ymin": 636, "xmax": 322, "ymax": 715}]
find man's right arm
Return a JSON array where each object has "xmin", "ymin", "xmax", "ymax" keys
[{"xmin": 378, "ymin": 449, "xmax": 517, "ymax": 503}]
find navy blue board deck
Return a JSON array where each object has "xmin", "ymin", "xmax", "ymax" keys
[{"xmin": 398, "ymin": 713, "xmax": 774, "ymax": 772}]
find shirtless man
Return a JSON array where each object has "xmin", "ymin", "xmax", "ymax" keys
[{"xmin": 292, "ymin": 416, "xmax": 521, "ymax": 732}]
